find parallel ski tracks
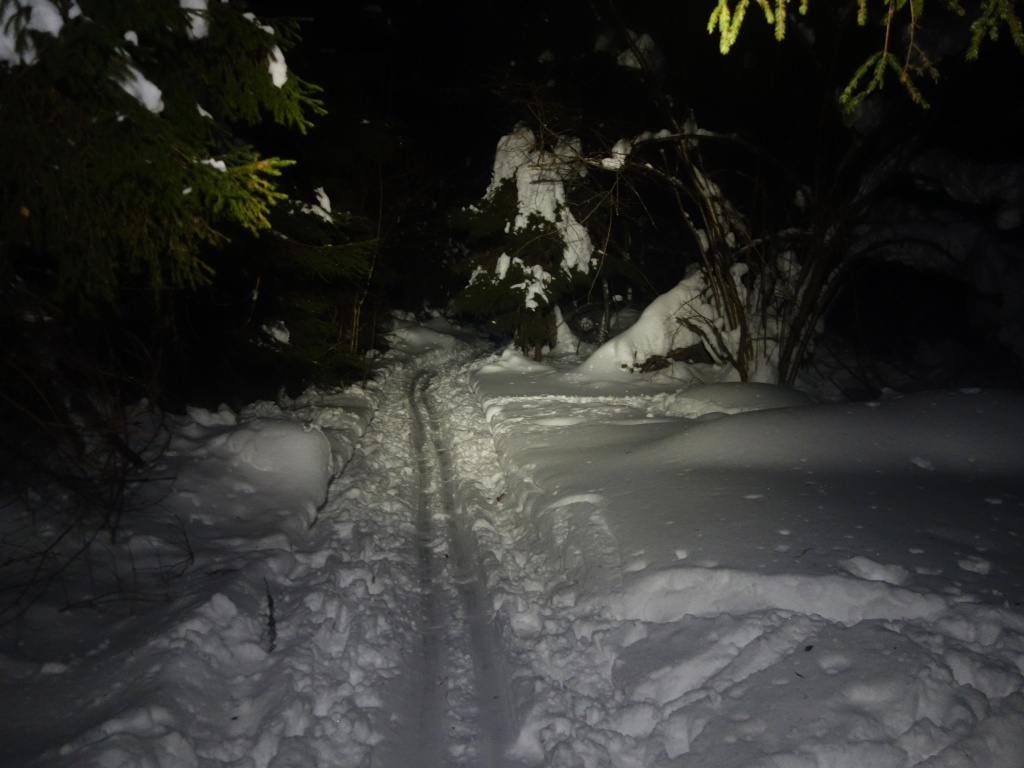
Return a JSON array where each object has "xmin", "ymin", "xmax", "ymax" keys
[
  {"xmin": 407, "ymin": 370, "xmax": 446, "ymax": 767},
  {"xmin": 407, "ymin": 367, "xmax": 514, "ymax": 767}
]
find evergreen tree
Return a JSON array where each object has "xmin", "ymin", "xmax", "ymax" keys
[
  {"xmin": 453, "ymin": 125, "xmax": 598, "ymax": 359},
  {"xmin": 0, "ymin": 0, "xmax": 324, "ymax": 305},
  {"xmin": 229, "ymin": 187, "xmax": 377, "ymax": 395},
  {"xmin": 0, "ymin": 0, "xmax": 329, "ymax": 502}
]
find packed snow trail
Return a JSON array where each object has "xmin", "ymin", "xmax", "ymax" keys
[
  {"xmin": 409, "ymin": 368, "xmax": 517, "ymax": 766},
  {"xmin": 309, "ymin": 329, "xmax": 518, "ymax": 768}
]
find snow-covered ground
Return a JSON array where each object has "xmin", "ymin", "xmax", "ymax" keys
[{"xmin": 2, "ymin": 316, "xmax": 1024, "ymax": 768}]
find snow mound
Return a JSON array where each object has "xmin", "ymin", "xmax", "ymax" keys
[
  {"xmin": 478, "ymin": 347, "xmax": 553, "ymax": 376},
  {"xmin": 842, "ymin": 555, "xmax": 911, "ymax": 585},
  {"xmin": 578, "ymin": 273, "xmax": 717, "ymax": 379},
  {"xmin": 646, "ymin": 381, "xmax": 815, "ymax": 419},
  {"xmin": 173, "ymin": 417, "xmax": 332, "ymax": 526}
]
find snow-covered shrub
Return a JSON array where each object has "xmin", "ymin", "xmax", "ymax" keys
[
  {"xmin": 453, "ymin": 106, "xmax": 824, "ymax": 377},
  {"xmin": 453, "ymin": 125, "xmax": 596, "ymax": 358}
]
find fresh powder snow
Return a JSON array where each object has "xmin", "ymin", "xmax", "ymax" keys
[{"xmin": 2, "ymin": 313, "xmax": 1023, "ymax": 768}]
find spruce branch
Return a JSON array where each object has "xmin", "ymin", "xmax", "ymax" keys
[
  {"xmin": 708, "ymin": 0, "xmax": 1024, "ymax": 110},
  {"xmin": 967, "ymin": 0, "xmax": 1024, "ymax": 58},
  {"xmin": 0, "ymin": 1, "xmax": 325, "ymax": 309}
]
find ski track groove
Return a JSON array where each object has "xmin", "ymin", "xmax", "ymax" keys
[
  {"xmin": 417, "ymin": 368, "xmax": 518, "ymax": 767},
  {"xmin": 406, "ymin": 362, "xmax": 518, "ymax": 767},
  {"xmin": 408, "ymin": 369, "xmax": 447, "ymax": 767}
]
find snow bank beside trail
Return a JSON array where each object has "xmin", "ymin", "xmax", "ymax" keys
[
  {"xmin": 0, "ymin": 383, "xmax": 377, "ymax": 768},
  {"xmin": 265, "ymin": 387, "xmax": 376, "ymax": 473},
  {"xmin": 648, "ymin": 387, "xmax": 1024, "ymax": 475},
  {"xmin": 466, "ymin": 351, "xmax": 1024, "ymax": 768},
  {"xmin": 175, "ymin": 419, "xmax": 332, "ymax": 525},
  {"xmin": 170, "ymin": 387, "xmax": 375, "ymax": 529}
]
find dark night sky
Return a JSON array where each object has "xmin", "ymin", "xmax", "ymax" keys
[{"xmin": 260, "ymin": 1, "xmax": 1022, "ymax": 187}]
